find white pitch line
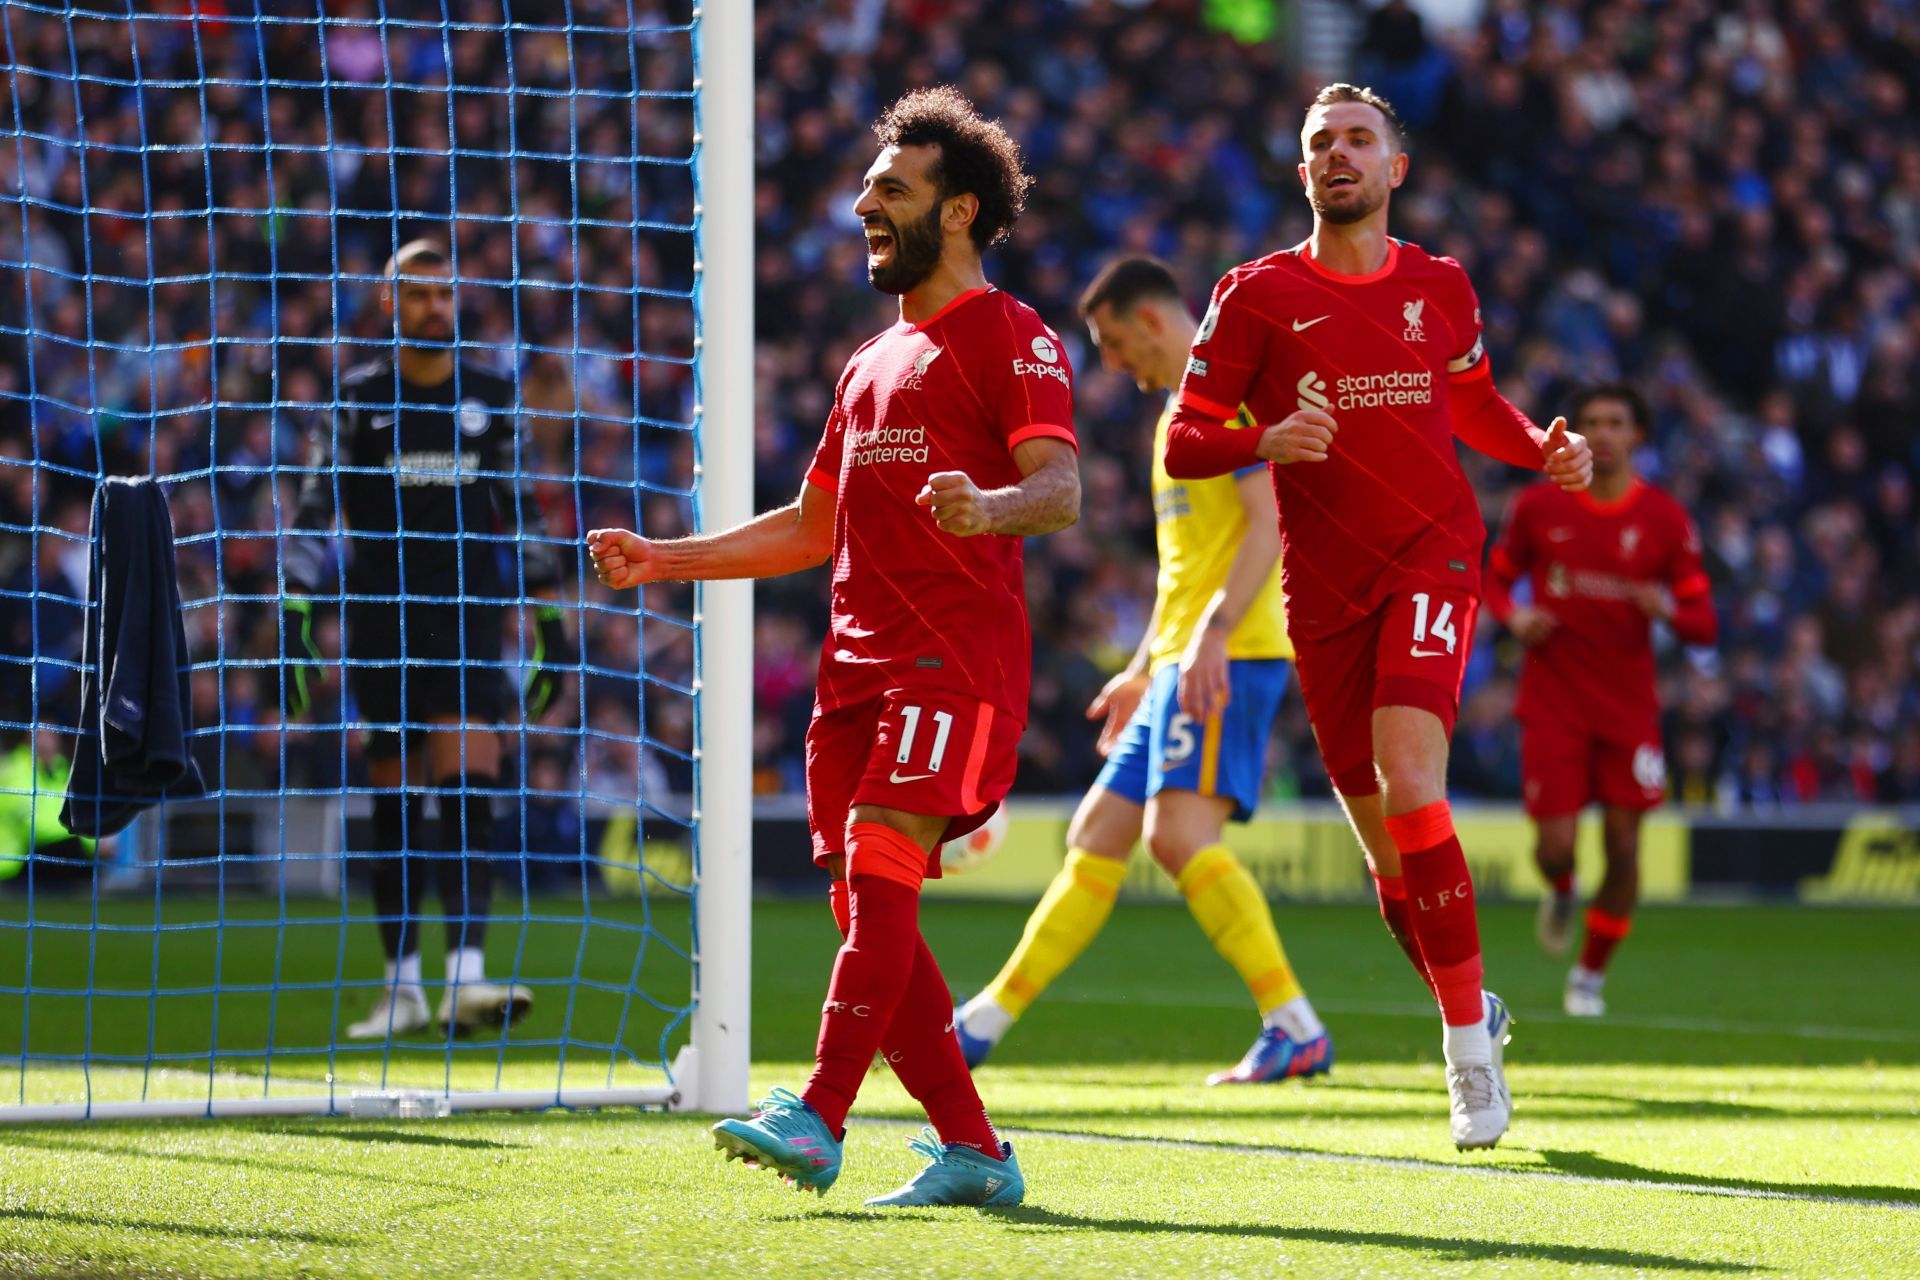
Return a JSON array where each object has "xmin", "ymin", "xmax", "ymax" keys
[
  {"xmin": 867, "ymin": 1118, "xmax": 1920, "ymax": 1213},
  {"xmin": 1037, "ymin": 990, "xmax": 1920, "ymax": 1045}
]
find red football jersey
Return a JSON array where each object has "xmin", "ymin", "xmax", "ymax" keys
[
  {"xmin": 1489, "ymin": 480, "xmax": 1715, "ymax": 742},
  {"xmin": 1171, "ymin": 240, "xmax": 1488, "ymax": 640},
  {"xmin": 805, "ymin": 286, "xmax": 1076, "ymax": 720}
]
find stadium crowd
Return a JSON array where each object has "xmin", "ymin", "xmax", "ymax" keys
[{"xmin": 0, "ymin": 0, "xmax": 1916, "ymax": 831}]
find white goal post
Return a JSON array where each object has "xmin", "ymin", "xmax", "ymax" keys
[{"xmin": 683, "ymin": 0, "xmax": 756, "ymax": 1117}]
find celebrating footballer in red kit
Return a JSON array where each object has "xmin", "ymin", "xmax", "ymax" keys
[
  {"xmin": 1163, "ymin": 83, "xmax": 1593, "ymax": 1150},
  {"xmin": 588, "ymin": 87, "xmax": 1077, "ymax": 1205},
  {"xmin": 1487, "ymin": 383, "xmax": 1717, "ymax": 1018}
]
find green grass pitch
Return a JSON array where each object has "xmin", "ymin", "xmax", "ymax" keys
[{"xmin": 0, "ymin": 895, "xmax": 1916, "ymax": 1278}]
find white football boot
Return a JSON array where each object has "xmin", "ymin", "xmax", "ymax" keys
[
  {"xmin": 1564, "ymin": 967, "xmax": 1607, "ymax": 1017},
  {"xmin": 437, "ymin": 981, "xmax": 534, "ymax": 1036},
  {"xmin": 1449, "ymin": 991, "xmax": 1514, "ymax": 1150},
  {"xmin": 1535, "ymin": 891, "xmax": 1576, "ymax": 958},
  {"xmin": 347, "ymin": 987, "xmax": 432, "ymax": 1040}
]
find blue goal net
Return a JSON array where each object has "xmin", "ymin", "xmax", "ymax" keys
[{"xmin": 0, "ymin": 1, "xmax": 731, "ymax": 1118}]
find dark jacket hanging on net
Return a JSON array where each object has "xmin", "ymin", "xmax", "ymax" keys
[{"xmin": 60, "ymin": 477, "xmax": 206, "ymax": 837}]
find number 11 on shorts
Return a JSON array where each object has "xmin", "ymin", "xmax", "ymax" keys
[
  {"xmin": 895, "ymin": 704, "xmax": 953, "ymax": 779},
  {"xmin": 1411, "ymin": 591, "xmax": 1457, "ymax": 656}
]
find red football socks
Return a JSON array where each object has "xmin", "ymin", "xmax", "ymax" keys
[
  {"xmin": 1369, "ymin": 867, "xmax": 1436, "ymax": 998},
  {"xmin": 812, "ymin": 841, "xmax": 1002, "ymax": 1157},
  {"xmin": 1579, "ymin": 906, "xmax": 1633, "ymax": 973},
  {"xmin": 827, "ymin": 878, "xmax": 851, "ymax": 937},
  {"xmin": 881, "ymin": 935, "xmax": 1001, "ymax": 1157},
  {"xmin": 801, "ymin": 824, "xmax": 928, "ymax": 1133},
  {"xmin": 1386, "ymin": 802, "xmax": 1485, "ymax": 1027},
  {"xmin": 1549, "ymin": 869, "xmax": 1574, "ymax": 897}
]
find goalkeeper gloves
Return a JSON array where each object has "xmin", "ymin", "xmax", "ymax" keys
[
  {"xmin": 282, "ymin": 597, "xmax": 326, "ymax": 719},
  {"xmin": 522, "ymin": 605, "xmax": 576, "ymax": 719}
]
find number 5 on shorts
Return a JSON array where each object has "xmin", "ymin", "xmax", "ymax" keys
[{"xmin": 1411, "ymin": 591, "xmax": 1457, "ymax": 656}]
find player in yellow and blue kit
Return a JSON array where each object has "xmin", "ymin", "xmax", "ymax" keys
[{"xmin": 956, "ymin": 257, "xmax": 1330, "ymax": 1084}]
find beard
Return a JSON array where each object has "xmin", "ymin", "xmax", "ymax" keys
[
  {"xmin": 401, "ymin": 316, "xmax": 452, "ymax": 343},
  {"xmin": 866, "ymin": 202, "xmax": 944, "ymax": 295},
  {"xmin": 1309, "ymin": 181, "xmax": 1386, "ymax": 225}
]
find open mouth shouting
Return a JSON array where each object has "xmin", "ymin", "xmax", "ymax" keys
[{"xmin": 864, "ymin": 221, "xmax": 896, "ymax": 267}]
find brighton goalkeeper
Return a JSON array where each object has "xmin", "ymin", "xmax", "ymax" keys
[
  {"xmin": 956, "ymin": 257, "xmax": 1330, "ymax": 1084},
  {"xmin": 284, "ymin": 239, "xmax": 573, "ymax": 1040}
]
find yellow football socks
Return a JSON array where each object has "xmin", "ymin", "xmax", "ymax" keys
[
  {"xmin": 1176, "ymin": 844, "xmax": 1303, "ymax": 1015},
  {"xmin": 980, "ymin": 848, "xmax": 1130, "ymax": 1019}
]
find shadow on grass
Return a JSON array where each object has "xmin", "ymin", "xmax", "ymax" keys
[
  {"xmin": 270, "ymin": 1124, "xmax": 522, "ymax": 1150},
  {"xmin": 0, "ymin": 1205, "xmax": 354, "ymax": 1247},
  {"xmin": 969, "ymin": 1125, "xmax": 1919, "ymax": 1213},
  {"xmin": 809, "ymin": 1206, "xmax": 1755, "ymax": 1272},
  {"xmin": 1005, "ymin": 1077, "xmax": 1914, "ymax": 1124},
  {"xmin": 0, "ymin": 1129, "xmax": 466, "ymax": 1192},
  {"xmin": 1383, "ymin": 1083, "xmax": 1912, "ymax": 1124},
  {"xmin": 1533, "ymin": 1148, "xmax": 1920, "ymax": 1207}
]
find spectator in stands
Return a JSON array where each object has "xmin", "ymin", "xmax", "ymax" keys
[{"xmin": 2, "ymin": 1, "xmax": 1917, "ymax": 810}]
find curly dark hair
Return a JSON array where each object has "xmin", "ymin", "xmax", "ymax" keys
[
  {"xmin": 1568, "ymin": 381, "xmax": 1653, "ymax": 435},
  {"xmin": 874, "ymin": 86, "xmax": 1032, "ymax": 251}
]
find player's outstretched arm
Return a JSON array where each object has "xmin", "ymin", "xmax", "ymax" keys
[
  {"xmin": 916, "ymin": 436, "xmax": 1079, "ymax": 537},
  {"xmin": 1449, "ymin": 366, "xmax": 1593, "ymax": 491},
  {"xmin": 587, "ymin": 480, "xmax": 836, "ymax": 589},
  {"xmin": 1178, "ymin": 470, "xmax": 1282, "ymax": 720}
]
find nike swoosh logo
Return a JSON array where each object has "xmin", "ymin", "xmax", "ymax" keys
[
  {"xmin": 1292, "ymin": 316, "xmax": 1330, "ymax": 332},
  {"xmin": 1409, "ymin": 646, "xmax": 1450, "ymax": 658},
  {"xmin": 888, "ymin": 769, "xmax": 935, "ymax": 784},
  {"xmin": 370, "ymin": 414, "xmax": 396, "ymax": 429}
]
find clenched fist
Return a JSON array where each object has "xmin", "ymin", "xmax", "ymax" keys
[
  {"xmin": 586, "ymin": 527, "xmax": 659, "ymax": 590},
  {"xmin": 916, "ymin": 471, "xmax": 993, "ymax": 536},
  {"xmin": 1257, "ymin": 410, "xmax": 1339, "ymax": 465}
]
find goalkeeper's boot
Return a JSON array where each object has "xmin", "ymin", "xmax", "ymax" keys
[
  {"xmin": 1205, "ymin": 1026, "xmax": 1334, "ymax": 1085},
  {"xmin": 711, "ymin": 1088, "xmax": 843, "ymax": 1195},
  {"xmin": 1564, "ymin": 966, "xmax": 1607, "ymax": 1017},
  {"xmin": 346, "ymin": 987, "xmax": 431, "ymax": 1040},
  {"xmin": 952, "ymin": 994, "xmax": 1009, "ymax": 1069},
  {"xmin": 1449, "ymin": 991, "xmax": 1515, "ymax": 1151},
  {"xmin": 437, "ymin": 982, "xmax": 534, "ymax": 1037},
  {"xmin": 1536, "ymin": 889, "xmax": 1576, "ymax": 958},
  {"xmin": 864, "ymin": 1128, "xmax": 1024, "ymax": 1208}
]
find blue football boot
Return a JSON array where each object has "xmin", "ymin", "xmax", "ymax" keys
[
  {"xmin": 954, "ymin": 1017, "xmax": 997, "ymax": 1069},
  {"xmin": 711, "ymin": 1087, "xmax": 843, "ymax": 1195},
  {"xmin": 1205, "ymin": 1026, "xmax": 1334, "ymax": 1085},
  {"xmin": 865, "ymin": 1127, "xmax": 1025, "ymax": 1208},
  {"xmin": 951, "ymin": 995, "xmax": 1006, "ymax": 1069}
]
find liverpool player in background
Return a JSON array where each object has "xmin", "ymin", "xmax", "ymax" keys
[
  {"xmin": 588, "ymin": 88, "xmax": 1077, "ymax": 1206},
  {"xmin": 286, "ymin": 240, "xmax": 569, "ymax": 1040},
  {"xmin": 1486, "ymin": 383, "xmax": 1716, "ymax": 1017},
  {"xmin": 1162, "ymin": 84, "xmax": 1592, "ymax": 1149},
  {"xmin": 957, "ymin": 256, "xmax": 1331, "ymax": 1086}
]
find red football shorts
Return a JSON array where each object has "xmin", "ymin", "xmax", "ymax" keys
[
  {"xmin": 804, "ymin": 687, "xmax": 1024, "ymax": 874},
  {"xmin": 1293, "ymin": 586, "xmax": 1479, "ymax": 798},
  {"xmin": 1521, "ymin": 718, "xmax": 1666, "ymax": 818}
]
